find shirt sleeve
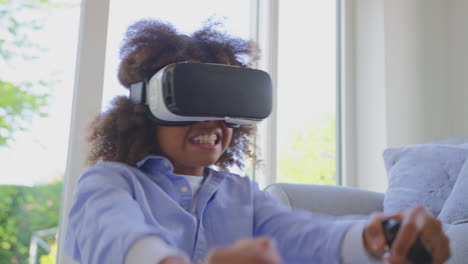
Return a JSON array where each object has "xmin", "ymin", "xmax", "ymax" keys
[
  {"xmin": 252, "ymin": 182, "xmax": 357, "ymax": 264},
  {"xmin": 125, "ymin": 236, "xmax": 189, "ymax": 264},
  {"xmin": 64, "ymin": 165, "xmax": 176, "ymax": 264},
  {"xmin": 341, "ymin": 221, "xmax": 383, "ymax": 264}
]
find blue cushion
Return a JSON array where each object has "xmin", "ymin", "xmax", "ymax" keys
[
  {"xmin": 439, "ymin": 157, "xmax": 468, "ymax": 223},
  {"xmin": 383, "ymin": 144, "xmax": 468, "ymax": 223}
]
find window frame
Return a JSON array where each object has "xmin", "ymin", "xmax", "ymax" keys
[
  {"xmin": 56, "ymin": 1, "xmax": 110, "ymax": 263},
  {"xmin": 251, "ymin": 0, "xmax": 279, "ymax": 188}
]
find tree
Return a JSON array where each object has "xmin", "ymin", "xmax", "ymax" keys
[
  {"xmin": 0, "ymin": 0, "xmax": 55, "ymax": 146},
  {"xmin": 277, "ymin": 115, "xmax": 337, "ymax": 185},
  {"xmin": 0, "ymin": 181, "xmax": 62, "ymax": 264},
  {"xmin": 0, "ymin": 2, "xmax": 78, "ymax": 263}
]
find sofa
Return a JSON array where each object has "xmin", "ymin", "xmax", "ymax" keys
[{"xmin": 265, "ymin": 182, "xmax": 468, "ymax": 264}]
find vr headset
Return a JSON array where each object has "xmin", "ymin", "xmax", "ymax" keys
[{"xmin": 129, "ymin": 62, "xmax": 272, "ymax": 128}]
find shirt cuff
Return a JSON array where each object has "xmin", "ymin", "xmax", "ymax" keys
[
  {"xmin": 341, "ymin": 221, "xmax": 383, "ymax": 264},
  {"xmin": 125, "ymin": 236, "xmax": 189, "ymax": 264}
]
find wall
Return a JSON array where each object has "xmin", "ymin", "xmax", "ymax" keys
[
  {"xmin": 385, "ymin": 0, "xmax": 452, "ymax": 146},
  {"xmin": 346, "ymin": 0, "xmax": 388, "ymax": 191},
  {"xmin": 450, "ymin": 0, "xmax": 468, "ymax": 135},
  {"xmin": 346, "ymin": 0, "xmax": 468, "ymax": 192}
]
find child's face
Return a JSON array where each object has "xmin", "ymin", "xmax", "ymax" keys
[{"xmin": 156, "ymin": 120, "xmax": 233, "ymax": 176}]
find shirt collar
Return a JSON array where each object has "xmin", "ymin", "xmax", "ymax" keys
[
  {"xmin": 136, "ymin": 155, "xmax": 227, "ymax": 184},
  {"xmin": 136, "ymin": 155, "xmax": 174, "ymax": 173}
]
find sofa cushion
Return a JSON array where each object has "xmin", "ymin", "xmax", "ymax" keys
[
  {"xmin": 438, "ymin": 157, "xmax": 468, "ymax": 223},
  {"xmin": 383, "ymin": 144, "xmax": 468, "ymax": 223},
  {"xmin": 444, "ymin": 221, "xmax": 468, "ymax": 264}
]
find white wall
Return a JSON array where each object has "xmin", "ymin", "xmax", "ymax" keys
[
  {"xmin": 347, "ymin": 0, "xmax": 388, "ymax": 191},
  {"xmin": 385, "ymin": 0, "xmax": 452, "ymax": 146},
  {"xmin": 450, "ymin": 0, "xmax": 468, "ymax": 135},
  {"xmin": 346, "ymin": 0, "xmax": 468, "ymax": 192}
]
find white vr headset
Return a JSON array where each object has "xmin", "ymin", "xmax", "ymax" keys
[{"xmin": 129, "ymin": 62, "xmax": 272, "ymax": 128}]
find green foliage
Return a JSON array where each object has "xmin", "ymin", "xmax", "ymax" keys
[
  {"xmin": 0, "ymin": 181, "xmax": 62, "ymax": 264},
  {"xmin": 0, "ymin": 0, "xmax": 53, "ymax": 147},
  {"xmin": 0, "ymin": 80, "xmax": 48, "ymax": 146},
  {"xmin": 278, "ymin": 115, "xmax": 336, "ymax": 185},
  {"xmin": 0, "ymin": 1, "xmax": 47, "ymax": 61}
]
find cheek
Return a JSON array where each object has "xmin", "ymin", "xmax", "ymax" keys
[
  {"xmin": 155, "ymin": 131, "xmax": 168, "ymax": 154},
  {"xmin": 156, "ymin": 127, "xmax": 187, "ymax": 150},
  {"xmin": 224, "ymin": 129, "xmax": 234, "ymax": 147}
]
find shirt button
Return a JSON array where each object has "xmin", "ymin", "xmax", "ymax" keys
[
  {"xmin": 180, "ymin": 186, "xmax": 188, "ymax": 193},
  {"xmin": 164, "ymin": 161, "xmax": 170, "ymax": 167}
]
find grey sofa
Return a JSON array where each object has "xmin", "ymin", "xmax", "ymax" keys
[{"xmin": 265, "ymin": 183, "xmax": 468, "ymax": 264}]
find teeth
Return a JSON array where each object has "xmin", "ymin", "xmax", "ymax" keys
[{"xmin": 193, "ymin": 134, "xmax": 217, "ymax": 144}]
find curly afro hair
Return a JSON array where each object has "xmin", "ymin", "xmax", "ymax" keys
[{"xmin": 86, "ymin": 18, "xmax": 261, "ymax": 170}]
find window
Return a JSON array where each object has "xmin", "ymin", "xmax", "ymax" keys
[
  {"xmin": 0, "ymin": 1, "xmax": 81, "ymax": 263},
  {"xmin": 275, "ymin": 1, "xmax": 338, "ymax": 185}
]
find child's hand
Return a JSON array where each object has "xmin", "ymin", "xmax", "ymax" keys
[
  {"xmin": 206, "ymin": 237, "xmax": 282, "ymax": 264},
  {"xmin": 160, "ymin": 255, "xmax": 191, "ymax": 264},
  {"xmin": 363, "ymin": 206, "xmax": 450, "ymax": 263}
]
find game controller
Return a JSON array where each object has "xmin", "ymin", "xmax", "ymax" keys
[{"xmin": 382, "ymin": 218, "xmax": 433, "ymax": 264}]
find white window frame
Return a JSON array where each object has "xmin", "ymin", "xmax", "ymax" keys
[
  {"xmin": 251, "ymin": 0, "xmax": 279, "ymax": 188},
  {"xmin": 56, "ymin": 1, "xmax": 110, "ymax": 263},
  {"xmin": 340, "ymin": 0, "xmax": 357, "ymax": 188}
]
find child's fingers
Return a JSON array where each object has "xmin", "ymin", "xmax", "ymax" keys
[
  {"xmin": 207, "ymin": 245, "xmax": 281, "ymax": 264},
  {"xmin": 382, "ymin": 253, "xmax": 412, "ymax": 264},
  {"xmin": 429, "ymin": 233, "xmax": 451, "ymax": 264},
  {"xmin": 391, "ymin": 208, "xmax": 425, "ymax": 258},
  {"xmin": 209, "ymin": 237, "xmax": 282, "ymax": 264},
  {"xmin": 159, "ymin": 255, "xmax": 191, "ymax": 264},
  {"xmin": 388, "ymin": 206, "xmax": 450, "ymax": 264},
  {"xmin": 420, "ymin": 217, "xmax": 451, "ymax": 264},
  {"xmin": 233, "ymin": 236, "xmax": 274, "ymax": 252},
  {"xmin": 256, "ymin": 238, "xmax": 282, "ymax": 263},
  {"xmin": 363, "ymin": 212, "xmax": 390, "ymax": 258}
]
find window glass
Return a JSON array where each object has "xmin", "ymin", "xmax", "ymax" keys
[
  {"xmin": 276, "ymin": 1, "xmax": 338, "ymax": 184},
  {"xmin": 0, "ymin": 0, "xmax": 80, "ymax": 263}
]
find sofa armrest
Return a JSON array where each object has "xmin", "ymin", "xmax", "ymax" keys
[
  {"xmin": 264, "ymin": 183, "xmax": 384, "ymax": 216},
  {"xmin": 445, "ymin": 220, "xmax": 468, "ymax": 264}
]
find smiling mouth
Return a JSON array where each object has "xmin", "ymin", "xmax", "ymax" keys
[{"xmin": 190, "ymin": 133, "xmax": 220, "ymax": 145}]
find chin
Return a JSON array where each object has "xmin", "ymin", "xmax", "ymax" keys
[{"xmin": 197, "ymin": 158, "xmax": 220, "ymax": 167}]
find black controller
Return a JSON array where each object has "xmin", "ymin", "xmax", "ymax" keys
[{"xmin": 382, "ymin": 218, "xmax": 433, "ymax": 264}]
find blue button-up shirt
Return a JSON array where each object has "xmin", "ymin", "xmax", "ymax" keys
[{"xmin": 65, "ymin": 155, "xmax": 355, "ymax": 264}]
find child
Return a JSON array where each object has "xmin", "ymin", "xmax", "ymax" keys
[{"xmin": 65, "ymin": 19, "xmax": 450, "ymax": 264}]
